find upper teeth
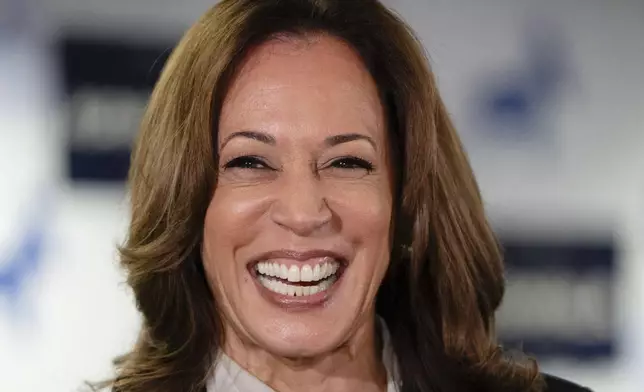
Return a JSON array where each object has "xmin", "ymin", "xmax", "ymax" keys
[{"xmin": 256, "ymin": 261, "xmax": 339, "ymax": 283}]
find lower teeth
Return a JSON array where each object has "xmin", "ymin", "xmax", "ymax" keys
[{"xmin": 258, "ymin": 274, "xmax": 337, "ymax": 297}]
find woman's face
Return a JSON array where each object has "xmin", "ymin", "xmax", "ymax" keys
[{"xmin": 203, "ymin": 35, "xmax": 393, "ymax": 358}]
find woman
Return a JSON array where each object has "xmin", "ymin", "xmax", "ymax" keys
[{"xmin": 99, "ymin": 0, "xmax": 591, "ymax": 391}]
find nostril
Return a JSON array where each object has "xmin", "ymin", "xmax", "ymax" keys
[{"xmin": 270, "ymin": 196, "xmax": 332, "ymax": 235}]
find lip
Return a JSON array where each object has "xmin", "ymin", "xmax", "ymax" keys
[
  {"xmin": 247, "ymin": 248, "xmax": 350, "ymax": 269},
  {"xmin": 247, "ymin": 248, "xmax": 350, "ymax": 310},
  {"xmin": 252, "ymin": 269, "xmax": 345, "ymax": 310}
]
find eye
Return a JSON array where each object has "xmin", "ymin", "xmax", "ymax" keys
[
  {"xmin": 223, "ymin": 156, "xmax": 271, "ymax": 170},
  {"xmin": 328, "ymin": 156, "xmax": 374, "ymax": 172}
]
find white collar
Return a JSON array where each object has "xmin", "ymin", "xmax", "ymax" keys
[{"xmin": 206, "ymin": 318, "xmax": 400, "ymax": 392}]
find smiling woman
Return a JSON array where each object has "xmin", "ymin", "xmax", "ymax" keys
[{"xmin": 94, "ymin": 1, "xmax": 590, "ymax": 392}]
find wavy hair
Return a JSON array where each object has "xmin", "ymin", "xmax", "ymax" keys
[{"xmin": 96, "ymin": 0, "xmax": 544, "ymax": 391}]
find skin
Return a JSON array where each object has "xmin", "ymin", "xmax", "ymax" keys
[{"xmin": 202, "ymin": 34, "xmax": 394, "ymax": 392}]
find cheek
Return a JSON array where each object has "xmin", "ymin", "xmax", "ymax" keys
[
  {"xmin": 202, "ymin": 189, "xmax": 268, "ymax": 275},
  {"xmin": 327, "ymin": 181, "xmax": 393, "ymax": 243}
]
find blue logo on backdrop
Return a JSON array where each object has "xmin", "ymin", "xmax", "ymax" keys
[
  {"xmin": 471, "ymin": 18, "xmax": 570, "ymax": 140},
  {"xmin": 0, "ymin": 201, "xmax": 48, "ymax": 309}
]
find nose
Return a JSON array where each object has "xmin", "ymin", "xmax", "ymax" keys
[{"xmin": 270, "ymin": 175, "xmax": 333, "ymax": 236}]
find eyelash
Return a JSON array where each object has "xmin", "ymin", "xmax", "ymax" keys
[
  {"xmin": 329, "ymin": 156, "xmax": 374, "ymax": 172},
  {"xmin": 222, "ymin": 155, "xmax": 374, "ymax": 172},
  {"xmin": 223, "ymin": 156, "xmax": 269, "ymax": 170}
]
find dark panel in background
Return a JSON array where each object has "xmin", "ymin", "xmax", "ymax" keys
[
  {"xmin": 60, "ymin": 37, "xmax": 172, "ymax": 182},
  {"xmin": 497, "ymin": 239, "xmax": 616, "ymax": 361}
]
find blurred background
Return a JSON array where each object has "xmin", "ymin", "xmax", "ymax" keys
[{"xmin": 0, "ymin": 0, "xmax": 642, "ymax": 390}]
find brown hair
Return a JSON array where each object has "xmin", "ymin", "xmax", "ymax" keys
[{"xmin": 98, "ymin": 0, "xmax": 544, "ymax": 391}]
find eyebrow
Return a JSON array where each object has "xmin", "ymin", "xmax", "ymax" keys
[
  {"xmin": 324, "ymin": 133, "xmax": 376, "ymax": 149},
  {"xmin": 219, "ymin": 130, "xmax": 376, "ymax": 150},
  {"xmin": 220, "ymin": 130, "xmax": 276, "ymax": 150}
]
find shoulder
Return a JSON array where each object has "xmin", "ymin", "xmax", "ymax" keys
[{"xmin": 543, "ymin": 374, "xmax": 593, "ymax": 392}]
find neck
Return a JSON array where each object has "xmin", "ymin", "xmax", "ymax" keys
[{"xmin": 222, "ymin": 315, "xmax": 387, "ymax": 392}]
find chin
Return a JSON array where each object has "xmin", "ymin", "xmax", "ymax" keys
[{"xmin": 253, "ymin": 318, "xmax": 350, "ymax": 358}]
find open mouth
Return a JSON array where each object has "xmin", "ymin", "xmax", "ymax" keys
[{"xmin": 253, "ymin": 260, "xmax": 343, "ymax": 297}]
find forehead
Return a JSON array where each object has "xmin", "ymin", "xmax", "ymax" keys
[{"xmin": 218, "ymin": 34, "xmax": 385, "ymax": 141}]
